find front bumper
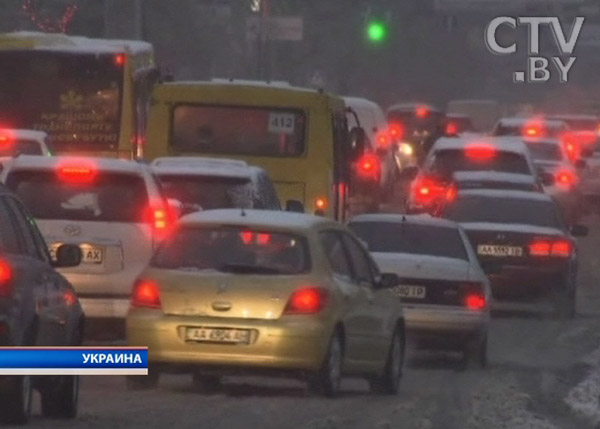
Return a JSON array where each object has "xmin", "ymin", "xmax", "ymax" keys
[{"xmin": 127, "ymin": 310, "xmax": 332, "ymax": 372}]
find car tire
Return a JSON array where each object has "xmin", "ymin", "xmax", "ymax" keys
[
  {"xmin": 307, "ymin": 330, "xmax": 344, "ymax": 397},
  {"xmin": 126, "ymin": 371, "xmax": 159, "ymax": 390},
  {"xmin": 41, "ymin": 375, "xmax": 79, "ymax": 419},
  {"xmin": 191, "ymin": 373, "xmax": 222, "ymax": 393},
  {"xmin": 462, "ymin": 334, "xmax": 487, "ymax": 370},
  {"xmin": 0, "ymin": 375, "xmax": 32, "ymax": 424},
  {"xmin": 369, "ymin": 328, "xmax": 404, "ymax": 395}
]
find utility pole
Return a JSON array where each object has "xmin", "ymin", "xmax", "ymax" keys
[{"xmin": 256, "ymin": 0, "xmax": 271, "ymax": 80}]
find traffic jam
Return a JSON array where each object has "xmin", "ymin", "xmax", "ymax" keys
[{"xmin": 1, "ymin": 5, "xmax": 600, "ymax": 428}]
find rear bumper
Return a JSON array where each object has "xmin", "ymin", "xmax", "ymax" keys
[
  {"xmin": 126, "ymin": 310, "xmax": 332, "ymax": 372},
  {"xmin": 488, "ymin": 265, "xmax": 571, "ymax": 302},
  {"xmin": 79, "ymin": 297, "xmax": 130, "ymax": 319}
]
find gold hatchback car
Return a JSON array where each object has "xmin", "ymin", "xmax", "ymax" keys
[{"xmin": 126, "ymin": 209, "xmax": 405, "ymax": 396}]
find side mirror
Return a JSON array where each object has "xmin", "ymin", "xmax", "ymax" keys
[
  {"xmin": 53, "ymin": 244, "xmax": 82, "ymax": 268},
  {"xmin": 570, "ymin": 224, "xmax": 588, "ymax": 237},
  {"xmin": 575, "ymin": 159, "xmax": 587, "ymax": 169},
  {"xmin": 540, "ymin": 171, "xmax": 555, "ymax": 186},
  {"xmin": 401, "ymin": 166, "xmax": 419, "ymax": 180},
  {"xmin": 348, "ymin": 127, "xmax": 367, "ymax": 162},
  {"xmin": 378, "ymin": 272, "xmax": 401, "ymax": 289},
  {"xmin": 285, "ymin": 199, "xmax": 304, "ymax": 213}
]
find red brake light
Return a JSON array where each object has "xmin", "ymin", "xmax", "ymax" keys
[
  {"xmin": 115, "ymin": 53, "xmax": 126, "ymax": 66},
  {"xmin": 131, "ymin": 280, "xmax": 161, "ymax": 309},
  {"xmin": 57, "ymin": 164, "xmax": 97, "ymax": 184},
  {"xmin": 256, "ymin": 233, "xmax": 271, "ymax": 245},
  {"xmin": 0, "ymin": 260, "xmax": 12, "ymax": 298},
  {"xmin": 153, "ymin": 209, "xmax": 168, "ymax": 230},
  {"xmin": 525, "ymin": 127, "xmax": 539, "ymax": 136},
  {"xmin": 465, "ymin": 293, "xmax": 486, "ymax": 311},
  {"xmin": 529, "ymin": 240, "xmax": 551, "ymax": 256},
  {"xmin": 388, "ymin": 123, "xmax": 403, "ymax": 139},
  {"xmin": 445, "ymin": 184, "xmax": 457, "ymax": 201},
  {"xmin": 551, "ymin": 240, "xmax": 571, "ymax": 257},
  {"xmin": 284, "ymin": 288, "xmax": 328, "ymax": 314},
  {"xmin": 465, "ymin": 144, "xmax": 496, "ymax": 160},
  {"xmin": 555, "ymin": 169, "xmax": 577, "ymax": 186},
  {"xmin": 64, "ymin": 290, "xmax": 77, "ymax": 306},
  {"xmin": 240, "ymin": 231, "xmax": 254, "ymax": 245},
  {"xmin": 375, "ymin": 131, "xmax": 390, "ymax": 149},
  {"xmin": 445, "ymin": 121, "xmax": 459, "ymax": 135},
  {"xmin": 415, "ymin": 106, "xmax": 429, "ymax": 118},
  {"xmin": 357, "ymin": 153, "xmax": 381, "ymax": 180},
  {"xmin": 414, "ymin": 177, "xmax": 448, "ymax": 205},
  {"xmin": 315, "ymin": 197, "xmax": 327, "ymax": 210}
]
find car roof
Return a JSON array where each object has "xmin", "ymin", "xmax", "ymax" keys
[
  {"xmin": 456, "ymin": 188, "xmax": 552, "ymax": 201},
  {"xmin": 151, "ymin": 157, "xmax": 255, "ymax": 179},
  {"xmin": 387, "ymin": 102, "xmax": 441, "ymax": 113},
  {"xmin": 5, "ymin": 155, "xmax": 148, "ymax": 175},
  {"xmin": 496, "ymin": 117, "xmax": 568, "ymax": 128},
  {"xmin": 452, "ymin": 171, "xmax": 536, "ymax": 184},
  {"xmin": 548, "ymin": 114, "xmax": 598, "ymax": 121},
  {"xmin": 178, "ymin": 209, "xmax": 339, "ymax": 232},
  {"xmin": 0, "ymin": 128, "xmax": 48, "ymax": 141},
  {"xmin": 349, "ymin": 213, "xmax": 460, "ymax": 229},
  {"xmin": 431, "ymin": 136, "xmax": 529, "ymax": 154}
]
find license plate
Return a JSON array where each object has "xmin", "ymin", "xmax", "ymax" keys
[
  {"xmin": 477, "ymin": 244, "xmax": 523, "ymax": 257},
  {"xmin": 185, "ymin": 327, "xmax": 250, "ymax": 344},
  {"xmin": 49, "ymin": 243, "xmax": 104, "ymax": 264},
  {"xmin": 392, "ymin": 285, "xmax": 426, "ymax": 299}
]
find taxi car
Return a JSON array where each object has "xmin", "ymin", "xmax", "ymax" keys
[
  {"xmin": 126, "ymin": 209, "xmax": 405, "ymax": 396},
  {"xmin": 349, "ymin": 214, "xmax": 490, "ymax": 368},
  {"xmin": 439, "ymin": 189, "xmax": 587, "ymax": 318},
  {"xmin": 0, "ymin": 184, "xmax": 84, "ymax": 424}
]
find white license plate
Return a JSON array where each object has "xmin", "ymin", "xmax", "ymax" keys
[
  {"xmin": 477, "ymin": 245, "xmax": 523, "ymax": 257},
  {"xmin": 392, "ymin": 285, "xmax": 426, "ymax": 299},
  {"xmin": 185, "ymin": 327, "xmax": 250, "ymax": 344},
  {"xmin": 49, "ymin": 244, "xmax": 104, "ymax": 264}
]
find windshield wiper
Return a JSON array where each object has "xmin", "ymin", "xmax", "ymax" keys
[{"xmin": 219, "ymin": 263, "xmax": 283, "ymax": 275}]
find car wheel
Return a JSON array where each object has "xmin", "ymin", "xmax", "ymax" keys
[
  {"xmin": 308, "ymin": 330, "xmax": 343, "ymax": 397},
  {"xmin": 0, "ymin": 375, "xmax": 32, "ymax": 424},
  {"xmin": 369, "ymin": 328, "xmax": 404, "ymax": 395},
  {"xmin": 462, "ymin": 334, "xmax": 487, "ymax": 370},
  {"xmin": 41, "ymin": 375, "xmax": 79, "ymax": 419},
  {"xmin": 126, "ymin": 371, "xmax": 159, "ymax": 390},
  {"xmin": 191, "ymin": 373, "xmax": 222, "ymax": 393}
]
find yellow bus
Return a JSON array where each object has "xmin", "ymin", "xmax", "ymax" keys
[
  {"xmin": 0, "ymin": 31, "xmax": 159, "ymax": 158},
  {"xmin": 145, "ymin": 80, "xmax": 366, "ymax": 220}
]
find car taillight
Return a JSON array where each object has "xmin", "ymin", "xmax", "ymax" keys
[
  {"xmin": 445, "ymin": 121, "xmax": 458, "ymax": 136},
  {"xmin": 459, "ymin": 282, "xmax": 486, "ymax": 311},
  {"xmin": 57, "ymin": 163, "xmax": 97, "ymax": 184},
  {"xmin": 389, "ymin": 123, "xmax": 403, "ymax": 140},
  {"xmin": 465, "ymin": 294, "xmax": 486, "ymax": 311},
  {"xmin": 315, "ymin": 197, "xmax": 327, "ymax": 211},
  {"xmin": 555, "ymin": 169, "xmax": 577, "ymax": 186},
  {"xmin": 64, "ymin": 290, "xmax": 77, "ymax": 306},
  {"xmin": 414, "ymin": 178, "xmax": 447, "ymax": 205},
  {"xmin": 465, "ymin": 143, "xmax": 496, "ymax": 160},
  {"xmin": 0, "ymin": 259, "xmax": 12, "ymax": 298},
  {"xmin": 529, "ymin": 239, "xmax": 571, "ymax": 257},
  {"xmin": 284, "ymin": 288, "xmax": 328, "ymax": 314},
  {"xmin": 415, "ymin": 106, "xmax": 429, "ymax": 118},
  {"xmin": 131, "ymin": 280, "xmax": 161, "ymax": 309},
  {"xmin": 375, "ymin": 131, "xmax": 391, "ymax": 149}
]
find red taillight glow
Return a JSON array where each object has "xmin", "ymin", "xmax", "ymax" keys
[
  {"xmin": 445, "ymin": 185, "xmax": 457, "ymax": 201},
  {"xmin": 153, "ymin": 209, "xmax": 168, "ymax": 230},
  {"xmin": 240, "ymin": 231, "xmax": 254, "ymax": 245},
  {"xmin": 375, "ymin": 131, "xmax": 391, "ymax": 149},
  {"xmin": 465, "ymin": 294, "xmax": 486, "ymax": 311},
  {"xmin": 556, "ymin": 169, "xmax": 577, "ymax": 186},
  {"xmin": 57, "ymin": 164, "xmax": 97, "ymax": 184},
  {"xmin": 551, "ymin": 240, "xmax": 571, "ymax": 257},
  {"xmin": 359, "ymin": 153, "xmax": 379, "ymax": 173},
  {"xmin": 445, "ymin": 121, "xmax": 458, "ymax": 135},
  {"xmin": 64, "ymin": 290, "xmax": 77, "ymax": 306},
  {"xmin": 0, "ymin": 259, "xmax": 12, "ymax": 297},
  {"xmin": 529, "ymin": 239, "xmax": 571, "ymax": 257},
  {"xmin": 525, "ymin": 127, "xmax": 539, "ymax": 136},
  {"xmin": 414, "ymin": 177, "xmax": 448, "ymax": 205},
  {"xmin": 388, "ymin": 123, "xmax": 403, "ymax": 139},
  {"xmin": 529, "ymin": 240, "xmax": 551, "ymax": 256},
  {"xmin": 284, "ymin": 288, "xmax": 328, "ymax": 314},
  {"xmin": 131, "ymin": 280, "xmax": 161, "ymax": 309},
  {"xmin": 315, "ymin": 197, "xmax": 327, "ymax": 210},
  {"xmin": 115, "ymin": 53, "xmax": 126, "ymax": 66},
  {"xmin": 465, "ymin": 144, "xmax": 496, "ymax": 160},
  {"xmin": 256, "ymin": 233, "xmax": 271, "ymax": 245},
  {"xmin": 415, "ymin": 106, "xmax": 429, "ymax": 118}
]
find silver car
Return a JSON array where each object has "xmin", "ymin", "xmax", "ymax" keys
[{"xmin": 348, "ymin": 213, "xmax": 491, "ymax": 368}]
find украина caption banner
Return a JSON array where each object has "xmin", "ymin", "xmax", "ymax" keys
[{"xmin": 0, "ymin": 347, "xmax": 148, "ymax": 375}]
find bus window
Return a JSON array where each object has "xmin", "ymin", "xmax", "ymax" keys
[
  {"xmin": 171, "ymin": 104, "xmax": 306, "ymax": 157},
  {"xmin": 0, "ymin": 51, "xmax": 124, "ymax": 152}
]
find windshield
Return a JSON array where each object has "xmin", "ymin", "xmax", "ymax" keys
[
  {"xmin": 171, "ymin": 105, "xmax": 306, "ymax": 157},
  {"xmin": 525, "ymin": 142, "xmax": 563, "ymax": 162},
  {"xmin": 428, "ymin": 148, "xmax": 530, "ymax": 178},
  {"xmin": 441, "ymin": 195, "xmax": 561, "ymax": 228},
  {"xmin": 152, "ymin": 226, "xmax": 310, "ymax": 274},
  {"xmin": 6, "ymin": 170, "xmax": 148, "ymax": 222},
  {"xmin": 0, "ymin": 51, "xmax": 123, "ymax": 152},
  {"xmin": 349, "ymin": 221, "xmax": 468, "ymax": 260},
  {"xmin": 0, "ymin": 139, "xmax": 43, "ymax": 156},
  {"xmin": 157, "ymin": 174, "xmax": 253, "ymax": 210}
]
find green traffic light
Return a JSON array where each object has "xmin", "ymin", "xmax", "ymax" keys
[{"xmin": 367, "ymin": 21, "xmax": 387, "ymax": 42}]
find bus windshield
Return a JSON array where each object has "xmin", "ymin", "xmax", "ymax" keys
[
  {"xmin": 171, "ymin": 104, "xmax": 306, "ymax": 157},
  {"xmin": 0, "ymin": 51, "xmax": 124, "ymax": 152}
]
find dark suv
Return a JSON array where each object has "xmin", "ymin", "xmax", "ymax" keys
[{"xmin": 0, "ymin": 184, "xmax": 84, "ymax": 424}]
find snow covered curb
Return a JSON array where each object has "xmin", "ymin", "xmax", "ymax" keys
[{"xmin": 564, "ymin": 346, "xmax": 600, "ymax": 425}]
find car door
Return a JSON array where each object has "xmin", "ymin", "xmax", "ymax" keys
[
  {"xmin": 318, "ymin": 230, "xmax": 366, "ymax": 368},
  {"xmin": 339, "ymin": 232, "xmax": 390, "ymax": 363},
  {"xmin": 5, "ymin": 196, "xmax": 68, "ymax": 345}
]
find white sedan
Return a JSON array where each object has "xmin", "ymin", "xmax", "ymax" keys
[{"xmin": 348, "ymin": 213, "xmax": 491, "ymax": 368}]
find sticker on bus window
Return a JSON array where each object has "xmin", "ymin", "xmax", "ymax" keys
[{"xmin": 268, "ymin": 113, "xmax": 295, "ymax": 134}]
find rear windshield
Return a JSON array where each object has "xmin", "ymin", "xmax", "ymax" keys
[
  {"xmin": 441, "ymin": 195, "xmax": 561, "ymax": 228},
  {"xmin": 152, "ymin": 226, "xmax": 310, "ymax": 275},
  {"xmin": 157, "ymin": 174, "xmax": 253, "ymax": 210},
  {"xmin": 525, "ymin": 142, "xmax": 563, "ymax": 162},
  {"xmin": 349, "ymin": 221, "xmax": 468, "ymax": 261},
  {"xmin": 0, "ymin": 139, "xmax": 43, "ymax": 157},
  {"xmin": 171, "ymin": 104, "xmax": 306, "ymax": 157},
  {"xmin": 428, "ymin": 149, "xmax": 530, "ymax": 178},
  {"xmin": 6, "ymin": 170, "xmax": 149, "ymax": 222}
]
